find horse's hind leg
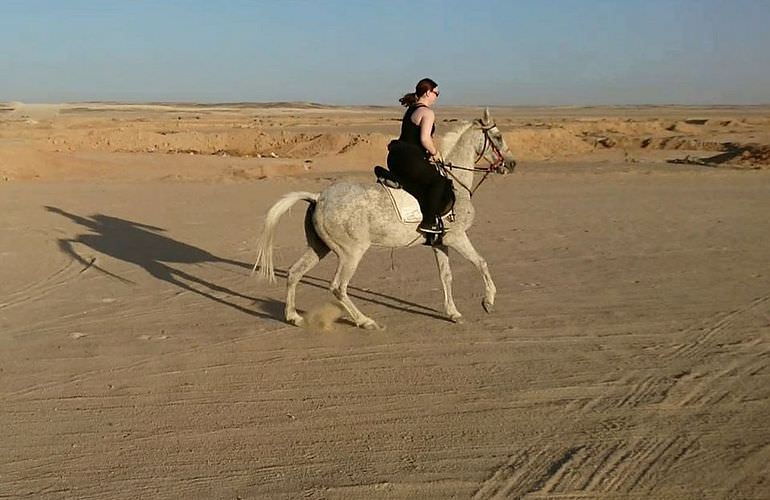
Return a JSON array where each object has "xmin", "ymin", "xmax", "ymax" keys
[
  {"xmin": 330, "ymin": 248, "xmax": 381, "ymax": 330},
  {"xmin": 285, "ymin": 204, "xmax": 330, "ymax": 326},
  {"xmin": 285, "ymin": 247, "xmax": 327, "ymax": 326}
]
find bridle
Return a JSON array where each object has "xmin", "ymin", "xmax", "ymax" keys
[
  {"xmin": 475, "ymin": 122, "xmax": 507, "ymax": 172},
  {"xmin": 438, "ymin": 122, "xmax": 509, "ymax": 197}
]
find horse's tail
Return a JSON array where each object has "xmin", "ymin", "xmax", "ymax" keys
[{"xmin": 253, "ymin": 191, "xmax": 320, "ymax": 283}]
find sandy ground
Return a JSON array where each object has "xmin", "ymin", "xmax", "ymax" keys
[{"xmin": 1, "ymin": 104, "xmax": 769, "ymax": 499}]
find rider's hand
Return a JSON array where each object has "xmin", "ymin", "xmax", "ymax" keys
[{"xmin": 431, "ymin": 152, "xmax": 444, "ymax": 165}]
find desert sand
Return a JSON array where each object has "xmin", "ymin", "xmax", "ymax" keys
[{"xmin": 1, "ymin": 102, "xmax": 769, "ymax": 499}]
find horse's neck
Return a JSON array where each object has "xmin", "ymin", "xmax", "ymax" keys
[{"xmin": 445, "ymin": 133, "xmax": 478, "ymax": 201}]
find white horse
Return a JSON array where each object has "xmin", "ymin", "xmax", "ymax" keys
[{"xmin": 254, "ymin": 108, "xmax": 516, "ymax": 329}]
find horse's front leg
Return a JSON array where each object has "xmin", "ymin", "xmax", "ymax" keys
[
  {"xmin": 446, "ymin": 232, "xmax": 496, "ymax": 313},
  {"xmin": 433, "ymin": 244, "xmax": 463, "ymax": 323}
]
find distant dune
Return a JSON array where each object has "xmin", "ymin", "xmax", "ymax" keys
[{"xmin": 1, "ymin": 102, "xmax": 769, "ymax": 181}]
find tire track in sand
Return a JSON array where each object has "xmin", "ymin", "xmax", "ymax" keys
[
  {"xmin": 654, "ymin": 293, "xmax": 770, "ymax": 409},
  {"xmin": 472, "ymin": 438, "xmax": 697, "ymax": 499},
  {"xmin": 663, "ymin": 295, "xmax": 769, "ymax": 360},
  {"xmin": 0, "ymin": 258, "xmax": 79, "ymax": 310},
  {"xmin": 658, "ymin": 339, "xmax": 770, "ymax": 409},
  {"xmin": 472, "ymin": 446, "xmax": 582, "ymax": 500},
  {"xmin": 474, "ymin": 293, "xmax": 769, "ymax": 498}
]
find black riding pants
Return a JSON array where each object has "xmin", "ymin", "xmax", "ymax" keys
[{"xmin": 387, "ymin": 141, "xmax": 451, "ymax": 224}]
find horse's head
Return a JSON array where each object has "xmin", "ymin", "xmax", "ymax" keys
[{"xmin": 473, "ymin": 108, "xmax": 517, "ymax": 174}]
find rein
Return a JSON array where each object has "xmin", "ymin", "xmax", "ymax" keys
[{"xmin": 438, "ymin": 123, "xmax": 506, "ymax": 197}]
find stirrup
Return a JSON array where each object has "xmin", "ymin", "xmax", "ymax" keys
[
  {"xmin": 418, "ymin": 224, "xmax": 443, "ymax": 234},
  {"xmin": 418, "ymin": 218, "xmax": 444, "ymax": 234}
]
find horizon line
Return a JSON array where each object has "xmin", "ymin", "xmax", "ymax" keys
[{"xmin": 3, "ymin": 100, "xmax": 770, "ymax": 109}]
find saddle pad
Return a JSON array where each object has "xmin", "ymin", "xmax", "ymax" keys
[{"xmin": 380, "ymin": 183, "xmax": 422, "ymax": 223}]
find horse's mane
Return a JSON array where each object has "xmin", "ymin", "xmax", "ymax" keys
[{"xmin": 440, "ymin": 121, "xmax": 474, "ymax": 155}]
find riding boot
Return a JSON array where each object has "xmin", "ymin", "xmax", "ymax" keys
[
  {"xmin": 423, "ymin": 231, "xmax": 444, "ymax": 247},
  {"xmin": 420, "ymin": 217, "xmax": 445, "ymax": 246}
]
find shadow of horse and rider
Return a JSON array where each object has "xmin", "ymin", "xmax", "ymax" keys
[{"xmin": 45, "ymin": 206, "xmax": 444, "ymax": 322}]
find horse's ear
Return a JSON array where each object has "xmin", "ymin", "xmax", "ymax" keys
[{"xmin": 482, "ymin": 107, "xmax": 491, "ymax": 126}]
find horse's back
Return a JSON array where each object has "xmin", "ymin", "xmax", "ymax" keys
[
  {"xmin": 317, "ymin": 181, "xmax": 390, "ymax": 210},
  {"xmin": 314, "ymin": 180, "xmax": 419, "ymax": 248}
]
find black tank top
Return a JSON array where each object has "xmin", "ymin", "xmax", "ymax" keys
[{"xmin": 398, "ymin": 104, "xmax": 434, "ymax": 151}]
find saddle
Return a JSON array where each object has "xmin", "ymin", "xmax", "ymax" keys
[
  {"xmin": 374, "ymin": 166, "xmax": 402, "ymax": 189},
  {"xmin": 373, "ymin": 166, "xmax": 456, "ymax": 221}
]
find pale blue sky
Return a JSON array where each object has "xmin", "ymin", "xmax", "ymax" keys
[{"xmin": 2, "ymin": 0, "xmax": 769, "ymax": 105}]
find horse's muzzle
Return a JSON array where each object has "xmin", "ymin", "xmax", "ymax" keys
[{"xmin": 498, "ymin": 158, "xmax": 516, "ymax": 174}]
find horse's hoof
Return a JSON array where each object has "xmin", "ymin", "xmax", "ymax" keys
[
  {"xmin": 361, "ymin": 320, "xmax": 384, "ymax": 330},
  {"xmin": 449, "ymin": 314, "xmax": 465, "ymax": 324},
  {"xmin": 287, "ymin": 315, "xmax": 305, "ymax": 327},
  {"xmin": 482, "ymin": 299, "xmax": 494, "ymax": 314}
]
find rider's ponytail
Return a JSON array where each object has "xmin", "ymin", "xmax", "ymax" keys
[
  {"xmin": 398, "ymin": 78, "xmax": 438, "ymax": 107},
  {"xmin": 399, "ymin": 92, "xmax": 418, "ymax": 106}
]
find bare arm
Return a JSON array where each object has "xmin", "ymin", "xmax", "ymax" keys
[{"xmin": 416, "ymin": 109, "xmax": 439, "ymax": 157}]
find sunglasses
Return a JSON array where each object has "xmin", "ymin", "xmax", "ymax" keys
[{"xmin": 431, "ymin": 89, "xmax": 440, "ymax": 97}]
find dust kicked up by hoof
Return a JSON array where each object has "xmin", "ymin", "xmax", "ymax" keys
[{"xmin": 303, "ymin": 301, "xmax": 345, "ymax": 332}]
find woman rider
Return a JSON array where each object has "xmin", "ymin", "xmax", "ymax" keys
[{"xmin": 387, "ymin": 78, "xmax": 452, "ymax": 235}]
